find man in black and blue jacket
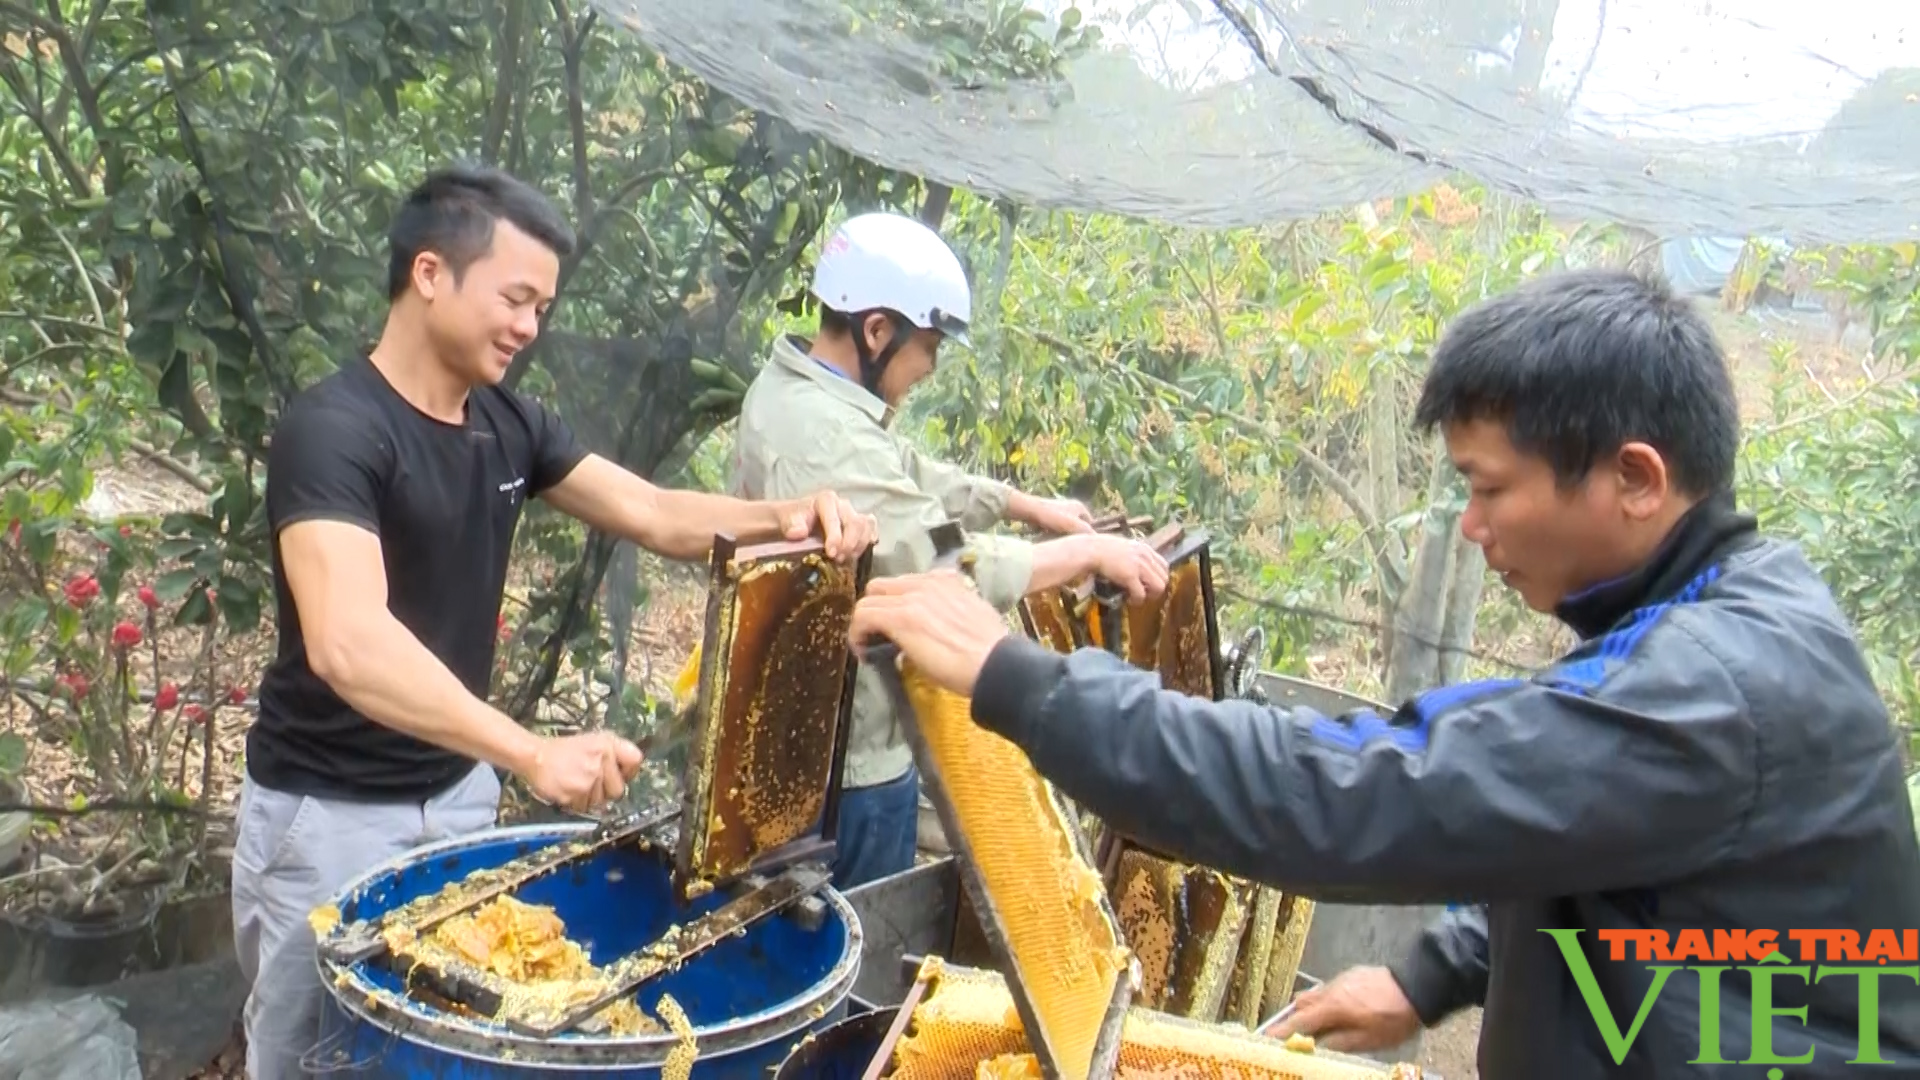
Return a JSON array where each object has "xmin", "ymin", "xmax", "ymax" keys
[{"xmin": 849, "ymin": 269, "xmax": 1920, "ymax": 1078}]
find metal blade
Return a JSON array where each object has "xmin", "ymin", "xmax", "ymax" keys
[
  {"xmin": 318, "ymin": 805, "xmax": 680, "ymax": 967},
  {"xmin": 505, "ymin": 862, "xmax": 833, "ymax": 1039}
]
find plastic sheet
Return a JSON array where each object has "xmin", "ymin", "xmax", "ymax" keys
[
  {"xmin": 0, "ymin": 995, "xmax": 142, "ymax": 1080},
  {"xmin": 593, "ymin": 0, "xmax": 1920, "ymax": 242}
]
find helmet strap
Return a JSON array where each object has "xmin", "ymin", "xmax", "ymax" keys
[{"xmin": 853, "ymin": 311, "xmax": 911, "ymax": 398}]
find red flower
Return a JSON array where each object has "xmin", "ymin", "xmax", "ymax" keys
[
  {"xmin": 57, "ymin": 672, "xmax": 89, "ymax": 698},
  {"xmin": 497, "ymin": 614, "xmax": 509, "ymax": 640},
  {"xmin": 111, "ymin": 621, "xmax": 143, "ymax": 650},
  {"xmin": 184, "ymin": 704, "xmax": 207, "ymax": 724},
  {"xmin": 63, "ymin": 574, "xmax": 100, "ymax": 608},
  {"xmin": 6, "ymin": 520, "xmax": 19, "ymax": 544},
  {"xmin": 118, "ymin": 524, "xmax": 132, "ymax": 538},
  {"xmin": 227, "ymin": 686, "xmax": 247, "ymax": 705},
  {"xmin": 137, "ymin": 585, "xmax": 159, "ymax": 610},
  {"xmin": 154, "ymin": 683, "xmax": 180, "ymax": 711}
]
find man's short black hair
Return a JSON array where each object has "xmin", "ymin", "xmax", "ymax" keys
[
  {"xmin": 1413, "ymin": 268, "xmax": 1740, "ymax": 496},
  {"xmin": 386, "ymin": 164, "xmax": 576, "ymax": 300},
  {"xmin": 818, "ymin": 307, "xmax": 854, "ymax": 336}
]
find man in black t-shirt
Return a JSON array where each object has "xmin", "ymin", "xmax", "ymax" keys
[{"xmin": 233, "ymin": 164, "xmax": 878, "ymax": 1080}]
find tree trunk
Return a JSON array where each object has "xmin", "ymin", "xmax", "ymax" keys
[
  {"xmin": 1385, "ymin": 452, "xmax": 1458, "ymax": 702},
  {"xmin": 1437, "ymin": 531, "xmax": 1487, "ymax": 685},
  {"xmin": 1367, "ymin": 362, "xmax": 1401, "ymax": 521},
  {"xmin": 1367, "ymin": 359, "xmax": 1402, "ymax": 670},
  {"xmin": 920, "ymin": 183, "xmax": 953, "ymax": 228},
  {"xmin": 601, "ymin": 540, "xmax": 639, "ymax": 729}
]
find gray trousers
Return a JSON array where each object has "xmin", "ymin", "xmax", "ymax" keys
[{"xmin": 230, "ymin": 764, "xmax": 500, "ymax": 1080}]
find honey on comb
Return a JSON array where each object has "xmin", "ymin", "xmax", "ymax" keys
[
  {"xmin": 682, "ymin": 549, "xmax": 857, "ymax": 890},
  {"xmin": 1111, "ymin": 847, "xmax": 1249, "ymax": 1022},
  {"xmin": 892, "ymin": 962, "xmax": 1418, "ymax": 1080},
  {"xmin": 1124, "ymin": 559, "xmax": 1212, "ymax": 699},
  {"xmin": 1021, "ymin": 589, "xmax": 1079, "ymax": 654},
  {"xmin": 1158, "ymin": 561, "xmax": 1213, "ymax": 699},
  {"xmin": 898, "ymin": 665, "xmax": 1129, "ymax": 1079},
  {"xmin": 1262, "ymin": 895, "xmax": 1317, "ymax": 1020},
  {"xmin": 1224, "ymin": 886, "xmax": 1285, "ymax": 1028}
]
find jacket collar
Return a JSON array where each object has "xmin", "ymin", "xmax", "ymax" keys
[
  {"xmin": 770, "ymin": 333, "xmax": 891, "ymax": 426},
  {"xmin": 1553, "ymin": 490, "xmax": 1760, "ymax": 639}
]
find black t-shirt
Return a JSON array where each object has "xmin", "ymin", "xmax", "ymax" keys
[{"xmin": 249, "ymin": 357, "xmax": 588, "ymax": 802}]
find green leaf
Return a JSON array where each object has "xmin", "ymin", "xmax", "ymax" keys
[
  {"xmin": 0, "ymin": 732, "xmax": 26, "ymax": 777},
  {"xmin": 125, "ymin": 320, "xmax": 176, "ymax": 365},
  {"xmin": 221, "ymin": 470, "xmax": 255, "ymax": 537},
  {"xmin": 217, "ymin": 577, "xmax": 263, "ymax": 633},
  {"xmin": 54, "ymin": 605, "xmax": 80, "ymax": 645},
  {"xmin": 154, "ymin": 567, "xmax": 202, "ymax": 601},
  {"xmin": 156, "ymin": 538, "xmax": 203, "ymax": 561},
  {"xmin": 174, "ymin": 587, "xmax": 214, "ymax": 628}
]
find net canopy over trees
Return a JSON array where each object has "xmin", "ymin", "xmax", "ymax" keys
[
  {"xmin": 0, "ymin": 7, "xmax": 1916, "ymax": 1073},
  {"xmin": 596, "ymin": 0, "xmax": 1920, "ymax": 242}
]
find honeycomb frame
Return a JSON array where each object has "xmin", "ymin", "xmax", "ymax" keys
[
  {"xmin": 673, "ymin": 533, "xmax": 872, "ymax": 901},
  {"xmin": 875, "ymin": 522, "xmax": 1136, "ymax": 1080},
  {"xmin": 1113, "ymin": 527, "xmax": 1223, "ymax": 702},
  {"xmin": 891, "ymin": 957, "xmax": 1421, "ymax": 1080},
  {"xmin": 1109, "ymin": 847, "xmax": 1253, "ymax": 1023},
  {"xmin": 1016, "ymin": 513, "xmax": 1153, "ymax": 659},
  {"xmin": 1016, "ymin": 586, "xmax": 1084, "ymax": 655}
]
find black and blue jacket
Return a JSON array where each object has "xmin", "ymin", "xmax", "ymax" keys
[{"xmin": 970, "ymin": 495, "xmax": 1920, "ymax": 1078}]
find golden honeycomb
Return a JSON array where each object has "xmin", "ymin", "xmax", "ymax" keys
[
  {"xmin": 897, "ymin": 664, "xmax": 1131, "ymax": 1079},
  {"xmin": 657, "ymin": 992, "xmax": 697, "ymax": 1080},
  {"xmin": 977, "ymin": 1054, "xmax": 1046, "ymax": 1079},
  {"xmin": 892, "ymin": 960, "xmax": 1419, "ymax": 1080},
  {"xmin": 1122, "ymin": 557, "xmax": 1213, "ymax": 700},
  {"xmin": 383, "ymin": 894, "xmax": 665, "ymax": 1036},
  {"xmin": 1223, "ymin": 886, "xmax": 1285, "ymax": 1028},
  {"xmin": 1110, "ymin": 848, "xmax": 1251, "ymax": 1023},
  {"xmin": 1262, "ymin": 895, "xmax": 1318, "ymax": 1019},
  {"xmin": 1019, "ymin": 587, "xmax": 1081, "ymax": 654},
  {"xmin": 680, "ymin": 541, "xmax": 859, "ymax": 891}
]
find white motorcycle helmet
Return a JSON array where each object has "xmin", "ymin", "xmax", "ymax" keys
[{"xmin": 810, "ymin": 212, "xmax": 972, "ymax": 393}]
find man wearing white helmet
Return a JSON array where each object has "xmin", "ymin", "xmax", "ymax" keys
[{"xmin": 731, "ymin": 211, "xmax": 1172, "ymax": 889}]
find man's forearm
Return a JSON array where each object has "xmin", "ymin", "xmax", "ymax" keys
[
  {"xmin": 1025, "ymin": 534, "xmax": 1101, "ymax": 593},
  {"xmin": 642, "ymin": 489, "xmax": 788, "ymax": 560},
  {"xmin": 1003, "ymin": 490, "xmax": 1043, "ymax": 527},
  {"xmin": 310, "ymin": 614, "xmax": 543, "ymax": 776},
  {"xmin": 538, "ymin": 454, "xmax": 790, "ymax": 562}
]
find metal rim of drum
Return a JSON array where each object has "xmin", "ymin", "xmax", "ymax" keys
[
  {"xmin": 771, "ymin": 1005, "xmax": 901, "ymax": 1079},
  {"xmin": 314, "ymin": 822, "xmax": 866, "ymax": 1068}
]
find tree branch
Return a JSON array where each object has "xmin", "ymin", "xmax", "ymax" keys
[
  {"xmin": 46, "ymin": 0, "xmax": 120, "ymax": 193},
  {"xmin": 0, "ymin": 57, "xmax": 91, "ymax": 195},
  {"xmin": 482, "ymin": 0, "xmax": 522, "ymax": 165},
  {"xmin": 1006, "ymin": 323, "xmax": 1407, "ymax": 593},
  {"xmin": 1752, "ymin": 358, "xmax": 1919, "ymax": 441},
  {"xmin": 547, "ymin": 0, "xmax": 593, "ymax": 225},
  {"xmin": 49, "ymin": 219, "xmax": 107, "ymax": 329},
  {"xmin": 146, "ymin": 5, "xmax": 296, "ymax": 408},
  {"xmin": 499, "ymin": 165, "xmax": 676, "ymax": 390},
  {"xmin": 0, "ymin": 386, "xmax": 215, "ymax": 493},
  {"xmin": 0, "ymin": 310, "xmax": 120, "ymax": 338},
  {"xmin": 1220, "ymin": 585, "xmax": 1533, "ymax": 675}
]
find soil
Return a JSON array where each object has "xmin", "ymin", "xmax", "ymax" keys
[
  {"xmin": 187, "ymin": 1030, "xmax": 245, "ymax": 1079},
  {"xmin": 1420, "ymin": 1009, "xmax": 1483, "ymax": 1079}
]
